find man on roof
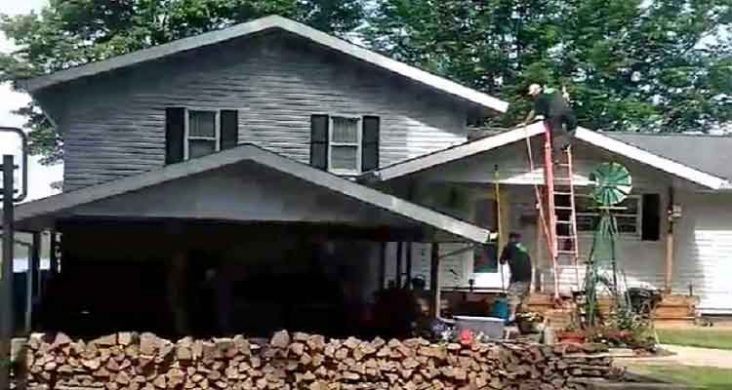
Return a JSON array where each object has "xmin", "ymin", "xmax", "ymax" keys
[{"xmin": 524, "ymin": 83, "xmax": 577, "ymax": 158}]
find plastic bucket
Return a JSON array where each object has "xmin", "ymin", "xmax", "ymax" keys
[
  {"xmin": 453, "ymin": 316, "xmax": 505, "ymax": 339},
  {"xmin": 490, "ymin": 298, "xmax": 509, "ymax": 320}
]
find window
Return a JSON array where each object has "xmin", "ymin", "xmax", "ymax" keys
[
  {"xmin": 473, "ymin": 198, "xmax": 499, "ymax": 273},
  {"xmin": 329, "ymin": 116, "xmax": 361, "ymax": 173},
  {"xmin": 573, "ymin": 194, "xmax": 642, "ymax": 235},
  {"xmin": 310, "ymin": 114, "xmax": 379, "ymax": 173},
  {"xmin": 185, "ymin": 110, "xmax": 220, "ymax": 159}
]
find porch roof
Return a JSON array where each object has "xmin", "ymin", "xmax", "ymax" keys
[
  {"xmin": 364, "ymin": 122, "xmax": 730, "ymax": 190},
  {"xmin": 6, "ymin": 144, "xmax": 492, "ymax": 243}
]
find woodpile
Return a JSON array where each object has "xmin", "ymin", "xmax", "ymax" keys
[{"xmin": 22, "ymin": 331, "xmax": 620, "ymax": 389}]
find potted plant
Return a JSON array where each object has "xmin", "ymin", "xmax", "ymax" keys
[
  {"xmin": 556, "ymin": 322, "xmax": 586, "ymax": 344},
  {"xmin": 515, "ymin": 311, "xmax": 543, "ymax": 334}
]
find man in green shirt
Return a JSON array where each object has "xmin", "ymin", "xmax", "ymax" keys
[
  {"xmin": 524, "ymin": 83, "xmax": 577, "ymax": 158},
  {"xmin": 500, "ymin": 232, "xmax": 532, "ymax": 321}
]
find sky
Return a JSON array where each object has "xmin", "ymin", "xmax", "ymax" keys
[{"xmin": 0, "ymin": 0, "xmax": 61, "ymax": 202}]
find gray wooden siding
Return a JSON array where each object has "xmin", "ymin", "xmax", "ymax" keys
[
  {"xmin": 70, "ymin": 161, "xmax": 414, "ymax": 227},
  {"xmin": 44, "ymin": 32, "xmax": 469, "ymax": 191}
]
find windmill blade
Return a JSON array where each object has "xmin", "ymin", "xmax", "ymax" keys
[{"xmin": 589, "ymin": 162, "xmax": 632, "ymax": 206}]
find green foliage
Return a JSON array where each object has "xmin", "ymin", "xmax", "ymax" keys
[
  {"xmin": 366, "ymin": 0, "xmax": 731, "ymax": 132},
  {"xmin": 0, "ymin": 0, "xmax": 364, "ymax": 164}
]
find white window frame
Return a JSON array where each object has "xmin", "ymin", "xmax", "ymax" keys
[
  {"xmin": 328, "ymin": 115, "xmax": 362, "ymax": 175},
  {"xmin": 575, "ymin": 193, "xmax": 643, "ymax": 237},
  {"xmin": 184, "ymin": 108, "xmax": 221, "ymax": 160}
]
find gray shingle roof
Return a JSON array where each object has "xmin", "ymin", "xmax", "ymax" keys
[{"xmin": 606, "ymin": 132, "xmax": 732, "ymax": 181}]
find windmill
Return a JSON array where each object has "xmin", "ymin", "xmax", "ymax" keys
[{"xmin": 584, "ymin": 162, "xmax": 632, "ymax": 327}]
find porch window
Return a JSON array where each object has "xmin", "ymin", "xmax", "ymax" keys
[
  {"xmin": 186, "ymin": 110, "xmax": 220, "ymax": 159},
  {"xmin": 574, "ymin": 194, "xmax": 642, "ymax": 235},
  {"xmin": 473, "ymin": 198, "xmax": 499, "ymax": 273},
  {"xmin": 329, "ymin": 116, "xmax": 361, "ymax": 173}
]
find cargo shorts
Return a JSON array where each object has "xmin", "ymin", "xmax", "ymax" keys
[{"xmin": 507, "ymin": 281, "xmax": 530, "ymax": 308}]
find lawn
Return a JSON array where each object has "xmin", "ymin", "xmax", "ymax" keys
[
  {"xmin": 657, "ymin": 328, "xmax": 732, "ymax": 350},
  {"xmin": 629, "ymin": 364, "xmax": 732, "ymax": 389}
]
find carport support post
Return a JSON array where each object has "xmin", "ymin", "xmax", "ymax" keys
[
  {"xmin": 1, "ymin": 155, "xmax": 15, "ymax": 390},
  {"xmin": 395, "ymin": 242, "xmax": 403, "ymax": 288},
  {"xmin": 430, "ymin": 243, "xmax": 440, "ymax": 317},
  {"xmin": 405, "ymin": 242, "xmax": 412, "ymax": 289},
  {"xmin": 664, "ymin": 187, "xmax": 675, "ymax": 294},
  {"xmin": 378, "ymin": 242, "xmax": 386, "ymax": 290},
  {"xmin": 25, "ymin": 232, "xmax": 41, "ymax": 333}
]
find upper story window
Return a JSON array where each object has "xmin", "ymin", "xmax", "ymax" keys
[
  {"xmin": 310, "ymin": 114, "xmax": 380, "ymax": 174},
  {"xmin": 186, "ymin": 110, "xmax": 220, "ymax": 159},
  {"xmin": 165, "ymin": 107, "xmax": 239, "ymax": 164},
  {"xmin": 329, "ymin": 116, "xmax": 361, "ymax": 174}
]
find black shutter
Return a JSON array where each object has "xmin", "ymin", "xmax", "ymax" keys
[
  {"xmin": 220, "ymin": 110, "xmax": 239, "ymax": 150},
  {"xmin": 641, "ymin": 194, "xmax": 661, "ymax": 241},
  {"xmin": 165, "ymin": 107, "xmax": 185, "ymax": 164},
  {"xmin": 310, "ymin": 114, "xmax": 329, "ymax": 170},
  {"xmin": 362, "ymin": 116, "xmax": 380, "ymax": 171}
]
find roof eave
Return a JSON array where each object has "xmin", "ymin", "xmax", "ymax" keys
[
  {"xmin": 368, "ymin": 122, "xmax": 729, "ymax": 190},
  {"xmin": 8, "ymin": 144, "xmax": 492, "ymax": 244},
  {"xmin": 19, "ymin": 15, "xmax": 508, "ymax": 113}
]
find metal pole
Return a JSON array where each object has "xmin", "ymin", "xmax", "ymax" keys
[{"xmin": 1, "ymin": 155, "xmax": 15, "ymax": 389}]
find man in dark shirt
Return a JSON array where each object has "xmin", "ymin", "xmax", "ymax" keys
[
  {"xmin": 500, "ymin": 232, "xmax": 532, "ymax": 321},
  {"xmin": 524, "ymin": 83, "xmax": 577, "ymax": 158}
]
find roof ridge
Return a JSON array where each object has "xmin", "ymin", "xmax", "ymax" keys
[{"xmin": 19, "ymin": 15, "xmax": 508, "ymax": 112}]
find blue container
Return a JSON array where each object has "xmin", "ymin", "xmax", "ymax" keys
[{"xmin": 490, "ymin": 297, "xmax": 509, "ymax": 321}]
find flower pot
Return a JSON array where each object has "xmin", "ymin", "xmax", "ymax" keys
[
  {"xmin": 517, "ymin": 318, "xmax": 539, "ymax": 334},
  {"xmin": 557, "ymin": 331, "xmax": 585, "ymax": 344}
]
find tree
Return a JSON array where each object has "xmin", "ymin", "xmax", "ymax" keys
[
  {"xmin": 366, "ymin": 0, "xmax": 731, "ymax": 133},
  {"xmin": 0, "ymin": 0, "xmax": 364, "ymax": 164}
]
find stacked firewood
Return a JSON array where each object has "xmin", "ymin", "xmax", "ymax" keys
[{"xmin": 22, "ymin": 331, "xmax": 619, "ymax": 389}]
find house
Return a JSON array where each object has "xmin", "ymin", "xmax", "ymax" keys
[{"xmin": 4, "ymin": 15, "xmax": 732, "ymax": 337}]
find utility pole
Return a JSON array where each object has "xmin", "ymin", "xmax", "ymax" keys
[
  {"xmin": 1, "ymin": 155, "xmax": 15, "ymax": 389},
  {"xmin": 0, "ymin": 127, "xmax": 28, "ymax": 389}
]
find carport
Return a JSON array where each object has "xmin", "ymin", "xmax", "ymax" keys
[{"xmin": 7, "ymin": 144, "xmax": 491, "ymax": 338}]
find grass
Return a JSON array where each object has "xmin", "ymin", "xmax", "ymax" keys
[
  {"xmin": 657, "ymin": 328, "xmax": 732, "ymax": 350},
  {"xmin": 629, "ymin": 364, "xmax": 732, "ymax": 389}
]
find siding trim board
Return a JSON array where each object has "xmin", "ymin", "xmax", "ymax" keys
[
  {"xmin": 7, "ymin": 144, "xmax": 492, "ymax": 244},
  {"xmin": 369, "ymin": 122, "xmax": 730, "ymax": 190},
  {"xmin": 20, "ymin": 16, "xmax": 508, "ymax": 113}
]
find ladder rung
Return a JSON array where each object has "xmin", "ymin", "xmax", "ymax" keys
[
  {"xmin": 558, "ymin": 250, "xmax": 577, "ymax": 254},
  {"xmin": 555, "ymin": 206, "xmax": 574, "ymax": 210},
  {"xmin": 554, "ymin": 192, "xmax": 573, "ymax": 196},
  {"xmin": 556, "ymin": 220, "xmax": 573, "ymax": 225},
  {"xmin": 557, "ymin": 235, "xmax": 576, "ymax": 239}
]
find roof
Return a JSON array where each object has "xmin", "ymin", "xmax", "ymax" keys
[
  {"xmin": 367, "ymin": 122, "xmax": 730, "ymax": 190},
  {"xmin": 6, "ymin": 144, "xmax": 492, "ymax": 244},
  {"xmin": 19, "ymin": 15, "xmax": 508, "ymax": 113},
  {"xmin": 607, "ymin": 132, "xmax": 732, "ymax": 182}
]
